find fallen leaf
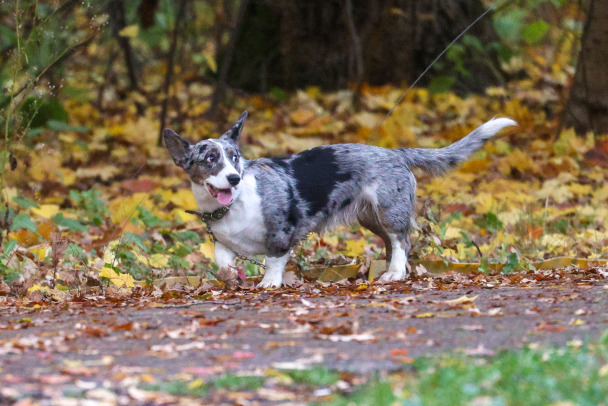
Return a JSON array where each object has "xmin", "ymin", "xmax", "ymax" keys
[{"xmin": 444, "ymin": 295, "xmax": 479, "ymax": 305}]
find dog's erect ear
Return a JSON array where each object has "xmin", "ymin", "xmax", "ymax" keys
[
  {"xmin": 220, "ymin": 111, "xmax": 248, "ymax": 144},
  {"xmin": 163, "ymin": 129, "xmax": 191, "ymax": 168}
]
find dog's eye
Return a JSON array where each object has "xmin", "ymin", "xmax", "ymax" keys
[
  {"xmin": 206, "ymin": 155, "xmax": 216, "ymax": 163},
  {"xmin": 232, "ymin": 155, "xmax": 238, "ymax": 162}
]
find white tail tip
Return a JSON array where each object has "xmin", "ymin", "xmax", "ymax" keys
[{"xmin": 480, "ymin": 117, "xmax": 518, "ymax": 136}]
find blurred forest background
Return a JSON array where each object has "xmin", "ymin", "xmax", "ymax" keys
[{"xmin": 1, "ymin": 0, "xmax": 607, "ymax": 295}]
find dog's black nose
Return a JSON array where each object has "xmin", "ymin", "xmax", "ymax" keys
[{"xmin": 227, "ymin": 174, "xmax": 241, "ymax": 186}]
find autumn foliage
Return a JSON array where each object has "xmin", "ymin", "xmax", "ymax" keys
[{"xmin": 1, "ymin": 0, "xmax": 606, "ymax": 298}]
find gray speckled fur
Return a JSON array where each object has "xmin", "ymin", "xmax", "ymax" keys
[
  {"xmin": 165, "ymin": 112, "xmax": 516, "ymax": 282},
  {"xmin": 247, "ymin": 144, "xmax": 417, "ymax": 257}
]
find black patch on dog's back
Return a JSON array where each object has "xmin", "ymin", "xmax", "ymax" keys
[
  {"xmin": 291, "ymin": 147, "xmax": 351, "ymax": 215},
  {"xmin": 269, "ymin": 158, "xmax": 289, "ymax": 170}
]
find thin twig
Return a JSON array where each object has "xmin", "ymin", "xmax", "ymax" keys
[
  {"xmin": 10, "ymin": 32, "xmax": 98, "ymax": 101},
  {"xmin": 365, "ymin": 5, "xmax": 494, "ymax": 144},
  {"xmin": 206, "ymin": 0, "xmax": 250, "ymax": 120},
  {"xmin": 344, "ymin": 0, "xmax": 363, "ymax": 84},
  {"xmin": 157, "ymin": 0, "xmax": 188, "ymax": 146},
  {"xmin": 107, "ymin": 0, "xmax": 139, "ymax": 90}
]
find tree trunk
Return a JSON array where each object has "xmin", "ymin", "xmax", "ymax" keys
[
  {"xmin": 564, "ymin": 0, "xmax": 608, "ymax": 135},
  {"xmin": 227, "ymin": 0, "xmax": 503, "ymax": 94}
]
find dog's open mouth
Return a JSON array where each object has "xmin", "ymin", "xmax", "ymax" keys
[{"xmin": 207, "ymin": 184, "xmax": 233, "ymax": 205}]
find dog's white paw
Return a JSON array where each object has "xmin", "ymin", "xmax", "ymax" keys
[
  {"xmin": 377, "ymin": 270, "xmax": 407, "ymax": 283},
  {"xmin": 257, "ymin": 276, "xmax": 282, "ymax": 288}
]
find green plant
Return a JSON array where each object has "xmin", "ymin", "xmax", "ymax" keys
[
  {"xmin": 286, "ymin": 367, "xmax": 340, "ymax": 387},
  {"xmin": 69, "ymin": 189, "xmax": 110, "ymax": 226},
  {"xmin": 212, "ymin": 374, "xmax": 265, "ymax": 391}
]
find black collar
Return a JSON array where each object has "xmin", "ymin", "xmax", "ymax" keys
[{"xmin": 186, "ymin": 205, "xmax": 230, "ymax": 221}]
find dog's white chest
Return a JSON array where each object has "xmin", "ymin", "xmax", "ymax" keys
[{"xmin": 192, "ymin": 174, "xmax": 267, "ymax": 255}]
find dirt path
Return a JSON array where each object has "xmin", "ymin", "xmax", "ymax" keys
[{"xmin": 1, "ymin": 272, "xmax": 606, "ymax": 404}]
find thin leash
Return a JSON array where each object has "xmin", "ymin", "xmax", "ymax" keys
[
  {"xmin": 365, "ymin": 5, "xmax": 495, "ymax": 144},
  {"xmin": 186, "ymin": 208, "xmax": 267, "ymax": 269}
]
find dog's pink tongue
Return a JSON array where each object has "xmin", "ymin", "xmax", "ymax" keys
[{"xmin": 217, "ymin": 189, "xmax": 232, "ymax": 205}]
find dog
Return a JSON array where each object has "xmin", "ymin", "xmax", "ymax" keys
[{"xmin": 164, "ymin": 112, "xmax": 516, "ymax": 287}]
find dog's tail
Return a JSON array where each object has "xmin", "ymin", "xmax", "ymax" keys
[{"xmin": 399, "ymin": 118, "xmax": 517, "ymax": 176}]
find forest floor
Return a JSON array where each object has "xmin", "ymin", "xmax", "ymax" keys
[{"xmin": 1, "ymin": 268, "xmax": 606, "ymax": 405}]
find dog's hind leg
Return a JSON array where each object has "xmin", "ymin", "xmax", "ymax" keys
[
  {"xmin": 366, "ymin": 173, "xmax": 415, "ymax": 282},
  {"xmin": 359, "ymin": 210, "xmax": 411, "ymax": 282},
  {"xmin": 378, "ymin": 233, "xmax": 411, "ymax": 282},
  {"xmin": 358, "ymin": 212, "xmax": 392, "ymax": 272}
]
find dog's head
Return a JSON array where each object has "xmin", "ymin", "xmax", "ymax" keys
[{"xmin": 163, "ymin": 111, "xmax": 247, "ymax": 206}]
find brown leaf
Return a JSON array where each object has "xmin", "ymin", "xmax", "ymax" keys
[
  {"xmin": 51, "ymin": 233, "xmax": 69, "ymax": 268},
  {"xmin": 121, "ymin": 179, "xmax": 160, "ymax": 193},
  {"xmin": 215, "ymin": 267, "xmax": 237, "ymax": 287},
  {"xmin": 289, "ymin": 108, "xmax": 316, "ymax": 126},
  {"xmin": 0, "ymin": 281, "xmax": 10, "ymax": 296},
  {"xmin": 282, "ymin": 271, "xmax": 302, "ymax": 287}
]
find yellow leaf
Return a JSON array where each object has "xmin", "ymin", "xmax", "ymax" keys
[
  {"xmin": 535, "ymin": 179, "xmax": 572, "ymax": 204},
  {"xmin": 114, "ymin": 273, "xmax": 135, "ymax": 289},
  {"xmin": 29, "ymin": 151, "xmax": 62, "ymax": 182},
  {"xmin": 102, "ymin": 240, "xmax": 120, "ymax": 265},
  {"xmin": 459, "ymin": 158, "xmax": 490, "ymax": 173},
  {"xmin": 27, "ymin": 284, "xmax": 49, "ymax": 293},
  {"xmin": 99, "ymin": 266, "xmax": 117, "ymax": 279},
  {"xmin": 540, "ymin": 234, "xmax": 570, "ymax": 251},
  {"xmin": 123, "ymin": 117, "xmax": 157, "ymax": 147},
  {"xmin": 567, "ymin": 183, "xmax": 592, "ymax": 197},
  {"xmin": 99, "ymin": 266, "xmax": 135, "ymax": 288},
  {"xmin": 188, "ymin": 378, "xmax": 205, "ymax": 390},
  {"xmin": 30, "ymin": 246, "xmax": 49, "ymax": 260},
  {"xmin": 322, "ymin": 235, "xmax": 339, "ymax": 247},
  {"xmin": 76, "ymin": 166, "xmax": 120, "ymax": 182},
  {"xmin": 199, "ymin": 240, "xmax": 215, "ymax": 259},
  {"xmin": 203, "ymin": 49, "xmax": 217, "ymax": 72},
  {"xmin": 444, "ymin": 226, "xmax": 464, "ymax": 240},
  {"xmin": 109, "ymin": 192, "xmax": 153, "ymax": 224},
  {"xmin": 343, "ymin": 239, "xmax": 366, "ymax": 257},
  {"xmin": 572, "ymin": 319, "xmax": 585, "ymax": 326},
  {"xmin": 497, "ymin": 149, "xmax": 536, "ymax": 176},
  {"xmin": 498, "ymin": 210, "xmax": 522, "ymax": 227},
  {"xmin": 58, "ymin": 168, "xmax": 76, "ymax": 186},
  {"xmin": 474, "ymin": 193, "xmax": 497, "ymax": 214},
  {"xmin": 444, "ymin": 295, "xmax": 478, "ymax": 305},
  {"xmin": 118, "ymin": 24, "xmax": 139, "ymax": 38},
  {"xmin": 31, "ymin": 204, "xmax": 60, "ymax": 219},
  {"xmin": 168, "ymin": 188, "xmax": 196, "ymax": 209},
  {"xmin": 289, "ymin": 108, "xmax": 316, "ymax": 126},
  {"xmin": 170, "ymin": 208, "xmax": 198, "ymax": 223},
  {"xmin": 415, "ymin": 312, "xmax": 434, "ymax": 318},
  {"xmin": 107, "ymin": 124, "xmax": 125, "ymax": 137},
  {"xmin": 148, "ymin": 253, "xmax": 169, "ymax": 268}
]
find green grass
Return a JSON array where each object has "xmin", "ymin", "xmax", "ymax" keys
[
  {"xmin": 286, "ymin": 367, "xmax": 340, "ymax": 387},
  {"xmin": 329, "ymin": 343, "xmax": 608, "ymax": 406},
  {"xmin": 212, "ymin": 374, "xmax": 265, "ymax": 391},
  {"xmin": 142, "ymin": 340, "xmax": 608, "ymax": 405},
  {"xmin": 321, "ymin": 381, "xmax": 396, "ymax": 406},
  {"xmin": 143, "ymin": 373, "xmax": 264, "ymax": 397}
]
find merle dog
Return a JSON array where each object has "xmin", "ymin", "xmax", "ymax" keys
[{"xmin": 164, "ymin": 112, "xmax": 516, "ymax": 287}]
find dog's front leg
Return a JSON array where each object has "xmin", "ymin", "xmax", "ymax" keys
[
  {"xmin": 213, "ymin": 242, "xmax": 237, "ymax": 284},
  {"xmin": 257, "ymin": 253, "xmax": 289, "ymax": 288}
]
